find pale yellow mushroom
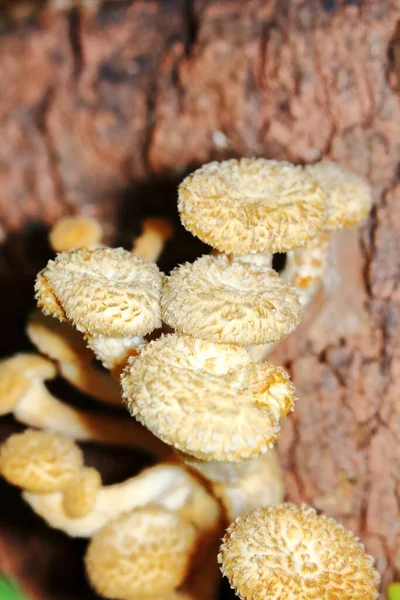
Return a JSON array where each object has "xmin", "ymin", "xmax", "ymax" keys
[
  {"xmin": 49, "ymin": 216, "xmax": 103, "ymax": 252},
  {"xmin": 306, "ymin": 161, "xmax": 372, "ymax": 229},
  {"xmin": 0, "ymin": 353, "xmax": 168, "ymax": 456},
  {"xmin": 62, "ymin": 467, "xmax": 102, "ymax": 518},
  {"xmin": 161, "ymin": 255, "xmax": 301, "ymax": 345},
  {"xmin": 26, "ymin": 310, "xmax": 122, "ymax": 406},
  {"xmin": 35, "ymin": 246, "xmax": 163, "ymax": 372},
  {"xmin": 178, "ymin": 159, "xmax": 327, "ymax": 254},
  {"xmin": 218, "ymin": 503, "xmax": 380, "ymax": 600},
  {"xmin": 0, "ymin": 429, "xmax": 83, "ymax": 493},
  {"xmin": 85, "ymin": 506, "xmax": 197, "ymax": 599},
  {"xmin": 122, "ymin": 334, "xmax": 295, "ymax": 516},
  {"xmin": 132, "ymin": 216, "xmax": 174, "ymax": 262}
]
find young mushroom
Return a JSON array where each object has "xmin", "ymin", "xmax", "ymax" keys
[
  {"xmin": 35, "ymin": 246, "xmax": 163, "ymax": 373},
  {"xmin": 0, "ymin": 353, "xmax": 168, "ymax": 455},
  {"xmin": 26, "ymin": 310, "xmax": 122, "ymax": 406},
  {"xmin": 218, "ymin": 504, "xmax": 380, "ymax": 600},
  {"xmin": 121, "ymin": 334, "xmax": 295, "ymax": 516},
  {"xmin": 49, "ymin": 215, "xmax": 104, "ymax": 252},
  {"xmin": 85, "ymin": 506, "xmax": 197, "ymax": 599},
  {"xmin": 132, "ymin": 216, "xmax": 174, "ymax": 263}
]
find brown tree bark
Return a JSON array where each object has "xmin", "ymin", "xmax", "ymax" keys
[{"xmin": 0, "ymin": 0, "xmax": 400, "ymax": 598}]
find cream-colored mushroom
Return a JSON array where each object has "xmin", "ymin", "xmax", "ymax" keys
[
  {"xmin": 161, "ymin": 255, "xmax": 301, "ymax": 346},
  {"xmin": 49, "ymin": 216, "xmax": 103, "ymax": 252},
  {"xmin": 218, "ymin": 504, "xmax": 380, "ymax": 600},
  {"xmin": 35, "ymin": 246, "xmax": 163, "ymax": 372},
  {"xmin": 122, "ymin": 334, "xmax": 295, "ymax": 516},
  {"xmin": 85, "ymin": 506, "xmax": 197, "ymax": 599},
  {"xmin": 178, "ymin": 158, "xmax": 327, "ymax": 254},
  {"xmin": 0, "ymin": 353, "xmax": 168, "ymax": 456},
  {"xmin": 132, "ymin": 216, "xmax": 174, "ymax": 262},
  {"xmin": 26, "ymin": 310, "xmax": 122, "ymax": 406}
]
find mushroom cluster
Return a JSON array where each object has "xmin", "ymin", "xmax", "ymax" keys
[{"xmin": 0, "ymin": 158, "xmax": 380, "ymax": 599}]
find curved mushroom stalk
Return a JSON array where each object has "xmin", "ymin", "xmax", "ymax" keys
[
  {"xmin": 26, "ymin": 310, "xmax": 122, "ymax": 407},
  {"xmin": 0, "ymin": 354, "xmax": 168, "ymax": 456},
  {"xmin": 132, "ymin": 216, "xmax": 174, "ymax": 263},
  {"xmin": 49, "ymin": 216, "xmax": 104, "ymax": 252},
  {"xmin": 183, "ymin": 448, "xmax": 284, "ymax": 521}
]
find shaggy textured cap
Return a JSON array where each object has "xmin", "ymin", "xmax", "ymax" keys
[
  {"xmin": 121, "ymin": 335, "xmax": 295, "ymax": 462},
  {"xmin": 49, "ymin": 216, "xmax": 103, "ymax": 252},
  {"xmin": 85, "ymin": 505, "xmax": 197, "ymax": 599},
  {"xmin": 178, "ymin": 159, "xmax": 327, "ymax": 254},
  {"xmin": 218, "ymin": 504, "xmax": 380, "ymax": 600},
  {"xmin": 35, "ymin": 247, "xmax": 163, "ymax": 336},
  {"xmin": 161, "ymin": 255, "xmax": 301, "ymax": 345},
  {"xmin": 306, "ymin": 161, "xmax": 372, "ymax": 229},
  {"xmin": 0, "ymin": 430, "xmax": 83, "ymax": 493},
  {"xmin": 62, "ymin": 466, "xmax": 102, "ymax": 518},
  {"xmin": 0, "ymin": 353, "xmax": 56, "ymax": 416}
]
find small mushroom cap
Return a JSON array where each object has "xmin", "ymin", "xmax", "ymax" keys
[
  {"xmin": 0, "ymin": 429, "xmax": 83, "ymax": 493},
  {"xmin": 26, "ymin": 310, "xmax": 93, "ymax": 366},
  {"xmin": 306, "ymin": 161, "xmax": 372, "ymax": 229},
  {"xmin": 218, "ymin": 503, "xmax": 380, "ymax": 600},
  {"xmin": 49, "ymin": 216, "xmax": 103, "ymax": 252},
  {"xmin": 35, "ymin": 247, "xmax": 163, "ymax": 337},
  {"xmin": 62, "ymin": 466, "xmax": 102, "ymax": 518},
  {"xmin": 121, "ymin": 335, "xmax": 296, "ymax": 462},
  {"xmin": 85, "ymin": 505, "xmax": 197, "ymax": 599},
  {"xmin": 161, "ymin": 255, "xmax": 301, "ymax": 345},
  {"xmin": 178, "ymin": 159, "xmax": 327, "ymax": 254},
  {"xmin": 0, "ymin": 353, "xmax": 56, "ymax": 415}
]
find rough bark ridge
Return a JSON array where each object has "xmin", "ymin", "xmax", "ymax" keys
[{"xmin": 0, "ymin": 0, "xmax": 400, "ymax": 597}]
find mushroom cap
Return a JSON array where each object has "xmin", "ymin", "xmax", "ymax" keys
[
  {"xmin": 0, "ymin": 430, "xmax": 83, "ymax": 493},
  {"xmin": 35, "ymin": 247, "xmax": 163, "ymax": 337},
  {"xmin": 121, "ymin": 334, "xmax": 296, "ymax": 462},
  {"xmin": 62, "ymin": 466, "xmax": 102, "ymax": 518},
  {"xmin": 85, "ymin": 505, "xmax": 197, "ymax": 599},
  {"xmin": 0, "ymin": 353, "xmax": 56, "ymax": 416},
  {"xmin": 35, "ymin": 270, "xmax": 66, "ymax": 321},
  {"xmin": 306, "ymin": 161, "xmax": 372, "ymax": 229},
  {"xmin": 26, "ymin": 310, "xmax": 93, "ymax": 366},
  {"xmin": 178, "ymin": 159, "xmax": 327, "ymax": 254},
  {"xmin": 161, "ymin": 255, "xmax": 301, "ymax": 345},
  {"xmin": 49, "ymin": 216, "xmax": 103, "ymax": 252},
  {"xmin": 218, "ymin": 503, "xmax": 380, "ymax": 600}
]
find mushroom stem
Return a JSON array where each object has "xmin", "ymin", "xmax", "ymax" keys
[
  {"xmin": 84, "ymin": 333, "xmax": 146, "ymax": 375},
  {"xmin": 23, "ymin": 462, "xmax": 220, "ymax": 538},
  {"xmin": 132, "ymin": 216, "xmax": 174, "ymax": 263},
  {"xmin": 14, "ymin": 378, "xmax": 167, "ymax": 455}
]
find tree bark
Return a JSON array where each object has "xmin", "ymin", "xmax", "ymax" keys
[{"xmin": 0, "ymin": 0, "xmax": 400, "ymax": 598}]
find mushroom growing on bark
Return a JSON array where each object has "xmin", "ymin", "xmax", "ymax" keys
[{"xmin": 218, "ymin": 504, "xmax": 380, "ymax": 600}]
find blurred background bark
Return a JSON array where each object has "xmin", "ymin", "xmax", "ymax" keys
[{"xmin": 0, "ymin": 0, "xmax": 399, "ymax": 598}]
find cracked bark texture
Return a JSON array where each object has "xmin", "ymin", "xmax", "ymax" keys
[{"xmin": 0, "ymin": 0, "xmax": 400, "ymax": 598}]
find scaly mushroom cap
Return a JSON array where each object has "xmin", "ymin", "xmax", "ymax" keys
[
  {"xmin": 85, "ymin": 505, "xmax": 197, "ymax": 599},
  {"xmin": 49, "ymin": 216, "xmax": 103, "ymax": 252},
  {"xmin": 306, "ymin": 161, "xmax": 372, "ymax": 229},
  {"xmin": 218, "ymin": 503, "xmax": 380, "ymax": 600},
  {"xmin": 0, "ymin": 430, "xmax": 83, "ymax": 493},
  {"xmin": 178, "ymin": 159, "xmax": 327, "ymax": 254},
  {"xmin": 35, "ymin": 247, "xmax": 163, "ymax": 336},
  {"xmin": 121, "ymin": 335, "xmax": 296, "ymax": 462},
  {"xmin": 62, "ymin": 466, "xmax": 102, "ymax": 518},
  {"xmin": 0, "ymin": 353, "xmax": 56, "ymax": 415},
  {"xmin": 161, "ymin": 255, "xmax": 301, "ymax": 345}
]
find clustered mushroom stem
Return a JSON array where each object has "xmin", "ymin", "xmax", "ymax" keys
[{"xmin": 131, "ymin": 216, "xmax": 174, "ymax": 263}]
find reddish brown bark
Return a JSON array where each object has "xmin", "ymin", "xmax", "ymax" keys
[{"xmin": 0, "ymin": 0, "xmax": 400, "ymax": 598}]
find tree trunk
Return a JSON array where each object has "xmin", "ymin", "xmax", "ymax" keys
[{"xmin": 0, "ymin": 0, "xmax": 399, "ymax": 598}]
